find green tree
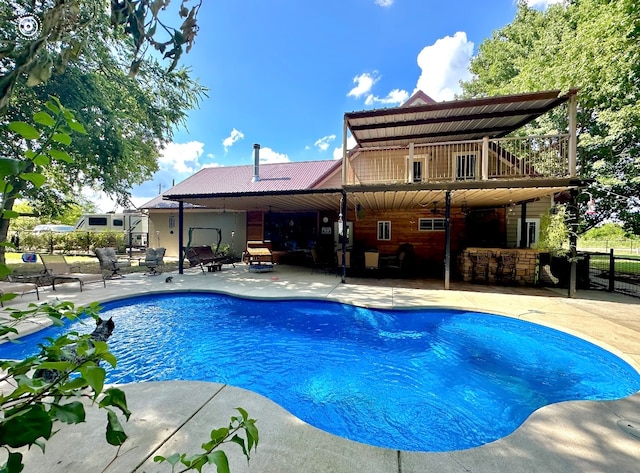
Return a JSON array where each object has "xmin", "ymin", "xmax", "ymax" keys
[
  {"xmin": 0, "ymin": 1, "xmax": 202, "ymax": 112},
  {"xmin": 461, "ymin": 0, "xmax": 640, "ymax": 234},
  {"xmin": 0, "ymin": 2, "xmax": 207, "ymax": 263}
]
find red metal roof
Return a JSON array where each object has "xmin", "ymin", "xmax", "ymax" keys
[{"xmin": 164, "ymin": 160, "xmax": 341, "ymax": 198}]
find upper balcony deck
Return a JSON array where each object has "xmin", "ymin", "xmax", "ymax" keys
[
  {"xmin": 343, "ymin": 134, "xmax": 571, "ymax": 186},
  {"xmin": 342, "ymin": 89, "xmax": 578, "ymax": 190}
]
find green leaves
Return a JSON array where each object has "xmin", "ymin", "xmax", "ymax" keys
[
  {"xmin": 78, "ymin": 366, "xmax": 105, "ymax": 397},
  {"xmin": 154, "ymin": 407, "xmax": 259, "ymax": 472},
  {"xmin": 0, "ymin": 405, "xmax": 53, "ymax": 448},
  {"xmin": 105, "ymin": 410, "xmax": 128, "ymax": 446},
  {"xmin": 100, "ymin": 388, "xmax": 131, "ymax": 421},
  {"xmin": 50, "ymin": 402, "xmax": 86, "ymax": 424},
  {"xmin": 7, "ymin": 122, "xmax": 40, "ymax": 140},
  {"xmin": 0, "ymin": 298, "xmax": 131, "ymax": 472},
  {"xmin": 2, "ymin": 452, "xmax": 24, "ymax": 473},
  {"xmin": 33, "ymin": 111, "xmax": 56, "ymax": 127}
]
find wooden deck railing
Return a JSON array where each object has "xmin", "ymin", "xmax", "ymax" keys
[{"xmin": 344, "ymin": 134, "xmax": 570, "ymax": 186}]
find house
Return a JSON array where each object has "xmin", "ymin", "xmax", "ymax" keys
[
  {"xmin": 160, "ymin": 89, "xmax": 586, "ymax": 290},
  {"xmin": 144, "ymin": 156, "xmax": 343, "ymax": 260}
]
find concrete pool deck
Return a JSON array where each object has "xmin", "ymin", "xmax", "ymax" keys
[{"xmin": 2, "ymin": 264, "xmax": 640, "ymax": 472}]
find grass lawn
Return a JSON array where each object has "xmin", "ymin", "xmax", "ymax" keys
[{"xmin": 589, "ymin": 254, "xmax": 640, "ymax": 276}]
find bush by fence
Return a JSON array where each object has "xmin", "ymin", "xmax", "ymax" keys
[{"xmin": 16, "ymin": 231, "xmax": 127, "ymax": 254}]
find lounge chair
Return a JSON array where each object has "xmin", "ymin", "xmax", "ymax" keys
[
  {"xmin": 95, "ymin": 247, "xmax": 131, "ymax": 278},
  {"xmin": 0, "ymin": 278, "xmax": 40, "ymax": 306},
  {"xmin": 243, "ymin": 242, "xmax": 273, "ymax": 272},
  {"xmin": 39, "ymin": 254, "xmax": 105, "ymax": 292},
  {"xmin": 141, "ymin": 247, "xmax": 166, "ymax": 275}
]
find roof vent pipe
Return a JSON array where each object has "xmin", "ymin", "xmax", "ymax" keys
[{"xmin": 252, "ymin": 143, "xmax": 260, "ymax": 182}]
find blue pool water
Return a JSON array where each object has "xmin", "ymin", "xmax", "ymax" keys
[{"xmin": 2, "ymin": 292, "xmax": 640, "ymax": 452}]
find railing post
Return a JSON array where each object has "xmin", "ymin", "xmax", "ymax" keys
[
  {"xmin": 407, "ymin": 142, "xmax": 414, "ymax": 183},
  {"xmin": 482, "ymin": 136, "xmax": 489, "ymax": 180},
  {"xmin": 608, "ymin": 248, "xmax": 615, "ymax": 292}
]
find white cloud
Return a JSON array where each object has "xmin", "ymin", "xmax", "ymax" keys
[
  {"xmin": 222, "ymin": 128, "xmax": 245, "ymax": 150},
  {"xmin": 332, "ymin": 135, "xmax": 358, "ymax": 160},
  {"xmin": 375, "ymin": 0, "xmax": 394, "ymax": 6},
  {"xmin": 524, "ymin": 0, "xmax": 565, "ymax": 8},
  {"xmin": 415, "ymin": 31, "xmax": 474, "ymax": 101},
  {"xmin": 158, "ymin": 141, "xmax": 203, "ymax": 174},
  {"xmin": 364, "ymin": 88, "xmax": 410, "ymax": 106},
  {"xmin": 348, "ymin": 72, "xmax": 379, "ymax": 98},
  {"xmin": 258, "ymin": 147, "xmax": 290, "ymax": 164},
  {"xmin": 314, "ymin": 135, "xmax": 336, "ymax": 152}
]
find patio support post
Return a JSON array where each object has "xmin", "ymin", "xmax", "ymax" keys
[
  {"xmin": 340, "ymin": 190, "xmax": 348, "ymax": 284},
  {"xmin": 178, "ymin": 201, "xmax": 184, "ymax": 274},
  {"xmin": 482, "ymin": 136, "xmax": 489, "ymax": 180},
  {"xmin": 519, "ymin": 203, "xmax": 528, "ymax": 249},
  {"xmin": 568, "ymin": 92, "xmax": 577, "ymax": 177},
  {"xmin": 444, "ymin": 190, "xmax": 451, "ymax": 290},
  {"xmin": 568, "ymin": 189, "xmax": 578, "ymax": 298}
]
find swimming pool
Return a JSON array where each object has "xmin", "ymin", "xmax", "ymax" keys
[{"xmin": 2, "ymin": 292, "xmax": 639, "ymax": 452}]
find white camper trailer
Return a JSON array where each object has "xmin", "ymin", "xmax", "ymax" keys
[{"xmin": 74, "ymin": 212, "xmax": 149, "ymax": 248}]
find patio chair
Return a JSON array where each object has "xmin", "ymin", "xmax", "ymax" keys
[
  {"xmin": 0, "ymin": 278, "xmax": 40, "ymax": 307},
  {"xmin": 186, "ymin": 245, "xmax": 219, "ymax": 272},
  {"xmin": 141, "ymin": 247, "xmax": 166, "ymax": 275},
  {"xmin": 310, "ymin": 248, "xmax": 331, "ymax": 275},
  {"xmin": 95, "ymin": 247, "xmax": 131, "ymax": 278},
  {"xmin": 39, "ymin": 253, "xmax": 106, "ymax": 292},
  {"xmin": 364, "ymin": 251, "xmax": 380, "ymax": 277}
]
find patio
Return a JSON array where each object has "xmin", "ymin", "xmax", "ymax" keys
[{"xmin": 2, "ymin": 263, "xmax": 639, "ymax": 472}]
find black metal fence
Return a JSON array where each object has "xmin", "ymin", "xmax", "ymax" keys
[{"xmin": 585, "ymin": 250, "xmax": 640, "ymax": 298}]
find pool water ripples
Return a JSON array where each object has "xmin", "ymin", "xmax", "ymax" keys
[{"xmin": 2, "ymin": 292, "xmax": 639, "ymax": 452}]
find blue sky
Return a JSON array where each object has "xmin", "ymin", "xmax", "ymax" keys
[{"xmin": 95, "ymin": 0, "xmax": 562, "ymax": 211}]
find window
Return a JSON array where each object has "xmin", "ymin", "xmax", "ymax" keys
[
  {"xmin": 88, "ymin": 217, "xmax": 107, "ymax": 226},
  {"xmin": 377, "ymin": 221, "xmax": 391, "ymax": 240},
  {"xmin": 413, "ymin": 160, "xmax": 422, "ymax": 182},
  {"xmin": 113, "ymin": 219, "xmax": 124, "ymax": 227},
  {"xmin": 418, "ymin": 218, "xmax": 446, "ymax": 231},
  {"xmin": 516, "ymin": 218, "xmax": 540, "ymax": 247},
  {"xmin": 455, "ymin": 153, "xmax": 477, "ymax": 180},
  {"xmin": 405, "ymin": 154, "xmax": 428, "ymax": 183}
]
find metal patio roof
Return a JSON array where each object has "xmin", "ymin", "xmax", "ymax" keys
[{"xmin": 345, "ymin": 89, "xmax": 576, "ymax": 148}]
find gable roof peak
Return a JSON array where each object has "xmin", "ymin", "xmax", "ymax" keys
[{"xmin": 402, "ymin": 90, "xmax": 437, "ymax": 107}]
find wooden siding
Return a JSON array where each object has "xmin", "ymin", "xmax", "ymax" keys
[
  {"xmin": 246, "ymin": 211, "xmax": 264, "ymax": 241},
  {"xmin": 505, "ymin": 196, "xmax": 552, "ymax": 247},
  {"xmin": 348, "ymin": 208, "xmax": 468, "ymax": 271}
]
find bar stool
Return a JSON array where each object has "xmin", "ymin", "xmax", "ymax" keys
[
  {"xmin": 497, "ymin": 255, "xmax": 516, "ymax": 284},
  {"xmin": 471, "ymin": 254, "xmax": 490, "ymax": 282}
]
